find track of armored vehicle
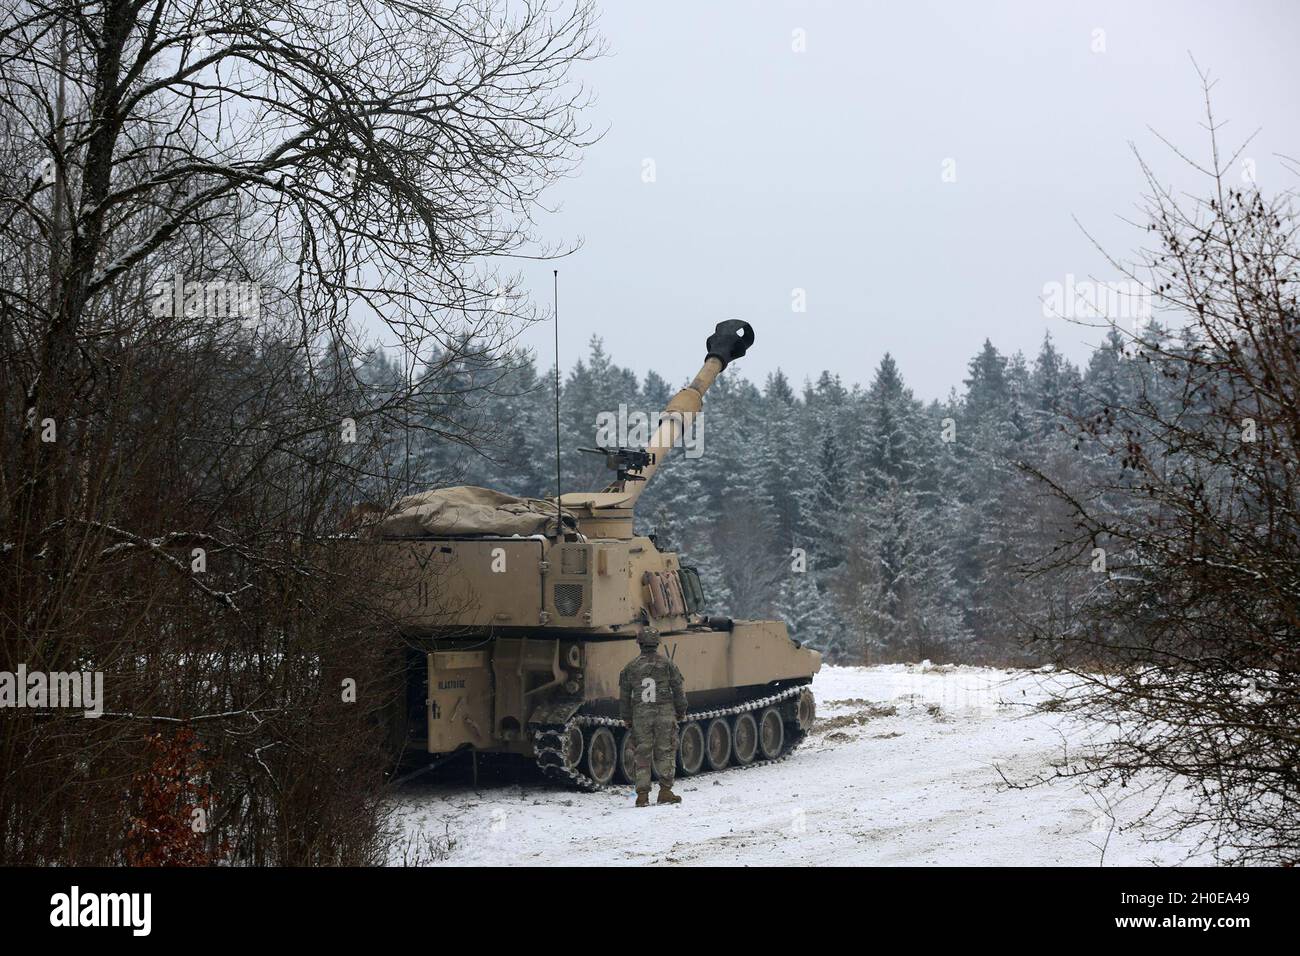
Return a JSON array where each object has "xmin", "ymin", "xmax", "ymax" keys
[{"xmin": 534, "ymin": 684, "xmax": 816, "ymax": 790}]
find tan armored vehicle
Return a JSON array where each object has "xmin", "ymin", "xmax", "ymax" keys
[{"xmin": 376, "ymin": 320, "xmax": 820, "ymax": 788}]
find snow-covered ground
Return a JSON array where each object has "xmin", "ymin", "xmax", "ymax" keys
[{"xmin": 385, "ymin": 664, "xmax": 1214, "ymax": 866}]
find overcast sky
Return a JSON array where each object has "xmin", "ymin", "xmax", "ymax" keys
[{"xmin": 508, "ymin": 0, "xmax": 1300, "ymax": 401}]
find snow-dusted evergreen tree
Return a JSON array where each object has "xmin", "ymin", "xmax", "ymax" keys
[
  {"xmin": 641, "ymin": 369, "xmax": 672, "ymax": 410},
  {"xmin": 561, "ymin": 336, "xmax": 641, "ymax": 493},
  {"xmin": 948, "ymin": 340, "xmax": 1010, "ymax": 639},
  {"xmin": 641, "ymin": 438, "xmax": 735, "ymax": 614},
  {"xmin": 775, "ymin": 562, "xmax": 831, "ymax": 650},
  {"xmin": 828, "ymin": 355, "xmax": 968, "ymax": 661},
  {"xmin": 795, "ymin": 371, "xmax": 853, "ymax": 583},
  {"xmin": 759, "ymin": 370, "xmax": 805, "ymax": 545},
  {"xmin": 696, "ymin": 375, "xmax": 785, "ymax": 617},
  {"xmin": 1028, "ymin": 332, "xmax": 1074, "ymax": 432},
  {"xmin": 1081, "ymin": 327, "xmax": 1129, "ymax": 416},
  {"xmin": 476, "ymin": 352, "xmax": 555, "ymax": 497}
]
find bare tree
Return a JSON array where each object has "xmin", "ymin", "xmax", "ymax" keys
[{"xmin": 0, "ymin": 0, "xmax": 599, "ymax": 864}]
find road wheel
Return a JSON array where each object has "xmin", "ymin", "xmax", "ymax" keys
[
  {"xmin": 758, "ymin": 707, "xmax": 784, "ymax": 760},
  {"xmin": 731, "ymin": 712, "xmax": 758, "ymax": 765},
  {"xmin": 704, "ymin": 718, "xmax": 731, "ymax": 771},
  {"xmin": 797, "ymin": 687, "xmax": 816, "ymax": 731},
  {"xmin": 562, "ymin": 724, "xmax": 583, "ymax": 769},
  {"xmin": 585, "ymin": 726, "xmax": 618, "ymax": 786},
  {"xmin": 677, "ymin": 721, "xmax": 705, "ymax": 776},
  {"xmin": 618, "ymin": 728, "xmax": 637, "ymax": 784}
]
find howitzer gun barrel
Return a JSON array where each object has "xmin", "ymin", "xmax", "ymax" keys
[
  {"xmin": 555, "ymin": 320, "xmax": 754, "ymax": 537},
  {"xmin": 618, "ymin": 319, "xmax": 753, "ymax": 507}
]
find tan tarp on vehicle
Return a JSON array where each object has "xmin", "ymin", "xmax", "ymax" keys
[{"xmin": 376, "ymin": 486, "xmax": 571, "ymax": 538}]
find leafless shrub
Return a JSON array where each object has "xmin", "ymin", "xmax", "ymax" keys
[{"xmin": 1024, "ymin": 69, "xmax": 1300, "ymax": 865}]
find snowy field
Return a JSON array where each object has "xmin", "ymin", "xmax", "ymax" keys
[{"xmin": 385, "ymin": 664, "xmax": 1214, "ymax": 867}]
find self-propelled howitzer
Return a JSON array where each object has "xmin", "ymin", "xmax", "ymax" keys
[{"xmin": 375, "ymin": 320, "xmax": 820, "ymax": 788}]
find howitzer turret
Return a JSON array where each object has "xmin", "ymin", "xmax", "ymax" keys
[{"xmin": 373, "ymin": 319, "xmax": 819, "ymax": 790}]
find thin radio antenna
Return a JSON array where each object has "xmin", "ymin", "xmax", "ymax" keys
[{"xmin": 553, "ymin": 269, "xmax": 563, "ymax": 538}]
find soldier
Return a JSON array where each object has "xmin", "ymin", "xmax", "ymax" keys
[{"xmin": 619, "ymin": 628, "xmax": 688, "ymax": 807}]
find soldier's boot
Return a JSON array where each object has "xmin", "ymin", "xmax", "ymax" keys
[
  {"xmin": 656, "ymin": 785, "xmax": 682, "ymax": 805},
  {"xmin": 635, "ymin": 790, "xmax": 650, "ymax": 808}
]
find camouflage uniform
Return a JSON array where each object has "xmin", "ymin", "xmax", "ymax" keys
[{"xmin": 618, "ymin": 646, "xmax": 688, "ymax": 793}]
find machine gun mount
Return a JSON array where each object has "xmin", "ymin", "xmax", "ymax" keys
[{"xmin": 578, "ymin": 446, "xmax": 657, "ymax": 484}]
